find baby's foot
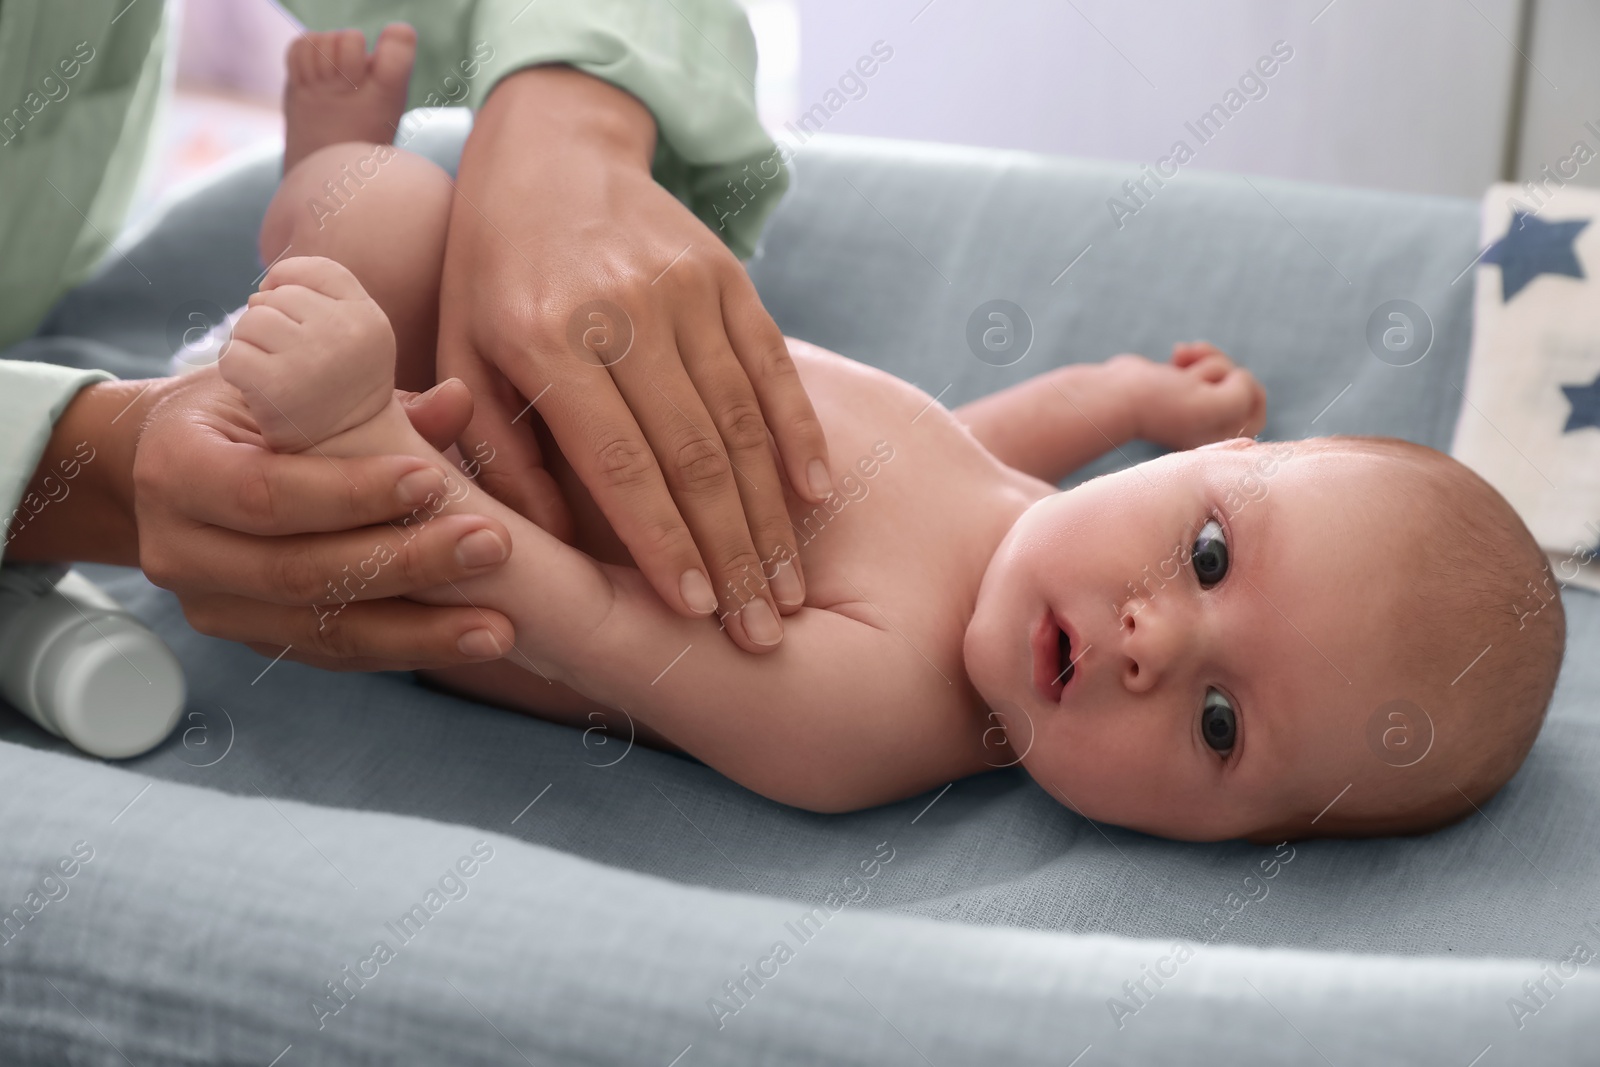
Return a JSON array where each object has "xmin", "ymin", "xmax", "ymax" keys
[
  {"xmin": 283, "ymin": 24, "xmax": 417, "ymax": 173},
  {"xmin": 219, "ymin": 256, "xmax": 399, "ymax": 453}
]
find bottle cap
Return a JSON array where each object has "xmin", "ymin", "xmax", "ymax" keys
[{"xmin": 34, "ymin": 615, "xmax": 186, "ymax": 759}]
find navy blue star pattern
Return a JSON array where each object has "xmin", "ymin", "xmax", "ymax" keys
[
  {"xmin": 1561, "ymin": 374, "xmax": 1600, "ymax": 433},
  {"xmin": 1482, "ymin": 211, "xmax": 1589, "ymax": 301}
]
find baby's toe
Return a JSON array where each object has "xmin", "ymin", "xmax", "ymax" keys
[
  {"xmin": 292, "ymin": 33, "xmax": 340, "ymax": 86},
  {"xmin": 285, "ymin": 36, "xmax": 311, "ymax": 84},
  {"xmin": 288, "ymin": 35, "xmax": 338, "ymax": 86},
  {"xmin": 330, "ymin": 29, "xmax": 368, "ymax": 87},
  {"xmin": 370, "ymin": 23, "xmax": 418, "ymax": 91}
]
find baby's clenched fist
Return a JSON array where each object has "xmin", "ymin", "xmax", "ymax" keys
[{"xmin": 1109, "ymin": 342, "xmax": 1267, "ymax": 451}]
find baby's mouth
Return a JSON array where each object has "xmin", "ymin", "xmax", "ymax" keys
[{"xmin": 1032, "ymin": 610, "xmax": 1076, "ymax": 704}]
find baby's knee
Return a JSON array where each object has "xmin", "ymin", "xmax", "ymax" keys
[{"xmin": 260, "ymin": 142, "xmax": 452, "ymax": 265}]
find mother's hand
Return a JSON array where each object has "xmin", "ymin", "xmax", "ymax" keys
[
  {"xmin": 436, "ymin": 65, "xmax": 831, "ymax": 654},
  {"xmin": 133, "ymin": 371, "xmax": 518, "ymax": 671}
]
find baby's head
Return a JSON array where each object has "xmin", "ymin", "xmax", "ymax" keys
[{"xmin": 963, "ymin": 435, "xmax": 1565, "ymax": 842}]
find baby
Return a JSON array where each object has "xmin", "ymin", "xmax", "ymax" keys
[{"xmin": 211, "ymin": 26, "xmax": 1565, "ymax": 841}]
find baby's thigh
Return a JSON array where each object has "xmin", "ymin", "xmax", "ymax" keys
[{"xmin": 261, "ymin": 142, "xmax": 453, "ymax": 389}]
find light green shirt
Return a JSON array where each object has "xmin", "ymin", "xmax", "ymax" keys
[{"xmin": 0, "ymin": 0, "xmax": 788, "ymax": 556}]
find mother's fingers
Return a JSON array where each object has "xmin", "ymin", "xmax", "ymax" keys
[
  {"xmin": 197, "ymin": 594, "xmax": 514, "ymax": 671},
  {"xmin": 136, "ymin": 430, "xmax": 453, "ymax": 537},
  {"xmin": 608, "ymin": 324, "xmax": 783, "ymax": 653},
  {"xmin": 721, "ymin": 269, "xmax": 832, "ymax": 504},
  {"xmin": 135, "ymin": 370, "xmax": 470, "ymax": 537},
  {"xmin": 398, "ymin": 377, "xmax": 475, "ymax": 453},
  {"xmin": 440, "ymin": 331, "xmax": 575, "ymax": 542},
  {"xmin": 676, "ymin": 297, "xmax": 807, "ymax": 616},
  {"xmin": 141, "ymin": 511, "xmax": 510, "ymax": 608},
  {"xmin": 519, "ymin": 324, "xmax": 732, "ymax": 626}
]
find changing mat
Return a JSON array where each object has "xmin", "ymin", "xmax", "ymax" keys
[{"xmin": 7, "ymin": 117, "xmax": 1600, "ymax": 1062}]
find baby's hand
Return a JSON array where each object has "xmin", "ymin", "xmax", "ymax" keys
[{"xmin": 1110, "ymin": 342, "xmax": 1267, "ymax": 450}]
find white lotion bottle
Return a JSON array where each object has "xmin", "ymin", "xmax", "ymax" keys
[{"xmin": 0, "ymin": 565, "xmax": 185, "ymax": 759}]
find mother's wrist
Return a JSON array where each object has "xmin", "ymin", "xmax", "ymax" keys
[
  {"xmin": 6, "ymin": 377, "xmax": 166, "ymax": 565},
  {"xmin": 477, "ymin": 65, "xmax": 657, "ymax": 170}
]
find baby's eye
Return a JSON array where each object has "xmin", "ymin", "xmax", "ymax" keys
[
  {"xmin": 1201, "ymin": 688, "xmax": 1236, "ymax": 754},
  {"xmin": 1191, "ymin": 518, "xmax": 1229, "ymax": 586}
]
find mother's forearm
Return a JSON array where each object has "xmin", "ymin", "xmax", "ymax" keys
[{"xmin": 6, "ymin": 379, "xmax": 164, "ymax": 565}]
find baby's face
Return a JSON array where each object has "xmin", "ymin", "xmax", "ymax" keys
[{"xmin": 964, "ymin": 439, "xmax": 1414, "ymax": 841}]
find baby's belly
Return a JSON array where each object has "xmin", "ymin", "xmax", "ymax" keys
[{"xmin": 535, "ymin": 338, "xmax": 1018, "ymax": 618}]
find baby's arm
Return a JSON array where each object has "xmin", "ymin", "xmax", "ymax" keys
[
  {"xmin": 428, "ymin": 541, "xmax": 972, "ymax": 812},
  {"xmin": 956, "ymin": 343, "xmax": 1267, "ymax": 483},
  {"xmin": 561, "ymin": 567, "xmax": 979, "ymax": 812},
  {"xmin": 955, "ymin": 361, "xmax": 1138, "ymax": 485}
]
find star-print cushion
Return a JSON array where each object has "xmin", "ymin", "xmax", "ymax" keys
[{"xmin": 1451, "ymin": 181, "xmax": 1600, "ymax": 591}]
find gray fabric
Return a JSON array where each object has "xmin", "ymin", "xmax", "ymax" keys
[
  {"xmin": 753, "ymin": 136, "xmax": 1478, "ymax": 463},
  {"xmin": 4, "ymin": 113, "xmax": 1598, "ymax": 1060},
  {"xmin": 6, "ymin": 744, "xmax": 1594, "ymax": 1066}
]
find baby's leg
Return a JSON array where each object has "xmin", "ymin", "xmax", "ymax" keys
[{"xmin": 259, "ymin": 24, "xmax": 446, "ymax": 393}]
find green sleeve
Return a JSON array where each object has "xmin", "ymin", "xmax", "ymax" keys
[
  {"xmin": 277, "ymin": 0, "xmax": 789, "ymax": 258},
  {"xmin": 0, "ymin": 363, "xmax": 111, "ymax": 563}
]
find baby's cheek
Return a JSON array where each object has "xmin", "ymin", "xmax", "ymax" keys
[
  {"xmin": 1023, "ymin": 720, "xmax": 1153, "ymax": 824},
  {"xmin": 1020, "ymin": 726, "xmax": 1084, "ymax": 792}
]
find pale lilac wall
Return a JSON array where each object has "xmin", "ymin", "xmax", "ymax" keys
[{"xmin": 782, "ymin": 0, "xmax": 1524, "ymax": 198}]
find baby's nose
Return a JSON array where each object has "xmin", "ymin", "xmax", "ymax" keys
[{"xmin": 1116, "ymin": 596, "xmax": 1173, "ymax": 693}]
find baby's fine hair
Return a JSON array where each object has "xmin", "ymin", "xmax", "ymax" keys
[{"xmin": 1288, "ymin": 435, "xmax": 1564, "ymax": 838}]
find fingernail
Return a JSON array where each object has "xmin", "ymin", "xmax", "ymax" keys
[
  {"xmin": 404, "ymin": 381, "xmax": 445, "ymax": 407},
  {"xmin": 397, "ymin": 468, "xmax": 446, "ymax": 505},
  {"xmin": 680, "ymin": 569, "xmax": 718, "ymax": 615},
  {"xmin": 741, "ymin": 598, "xmax": 781, "ymax": 646},
  {"xmin": 807, "ymin": 459, "xmax": 833, "ymax": 500},
  {"xmin": 771, "ymin": 558, "xmax": 803, "ymax": 607},
  {"xmin": 457, "ymin": 628, "xmax": 505, "ymax": 658},
  {"xmin": 455, "ymin": 528, "xmax": 508, "ymax": 569}
]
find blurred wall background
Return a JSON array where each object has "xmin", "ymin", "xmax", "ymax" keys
[
  {"xmin": 789, "ymin": 0, "xmax": 1596, "ymax": 199},
  {"xmin": 149, "ymin": 0, "xmax": 1597, "ymax": 214}
]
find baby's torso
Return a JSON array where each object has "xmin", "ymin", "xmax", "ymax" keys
[{"xmin": 540, "ymin": 340, "xmax": 1051, "ymax": 764}]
